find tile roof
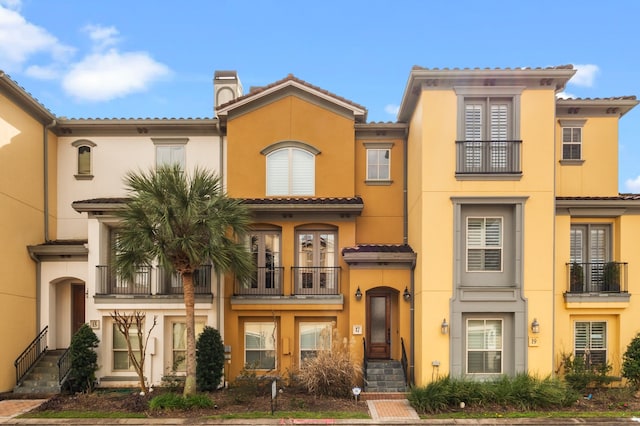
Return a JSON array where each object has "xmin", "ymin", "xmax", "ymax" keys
[
  {"xmin": 411, "ymin": 65, "xmax": 575, "ymax": 71},
  {"xmin": 216, "ymin": 73, "xmax": 367, "ymax": 114},
  {"xmin": 342, "ymin": 244, "xmax": 414, "ymax": 254},
  {"xmin": 241, "ymin": 196, "xmax": 363, "ymax": 205},
  {"xmin": 557, "ymin": 194, "xmax": 640, "ymax": 201}
]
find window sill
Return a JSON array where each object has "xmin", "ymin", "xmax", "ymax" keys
[
  {"xmin": 559, "ymin": 159, "xmax": 585, "ymax": 166},
  {"xmin": 74, "ymin": 174, "xmax": 94, "ymax": 180},
  {"xmin": 455, "ymin": 173, "xmax": 522, "ymax": 181},
  {"xmin": 365, "ymin": 179, "xmax": 393, "ymax": 186}
]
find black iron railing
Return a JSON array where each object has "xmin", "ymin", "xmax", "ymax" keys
[
  {"xmin": 157, "ymin": 265, "xmax": 212, "ymax": 295},
  {"xmin": 14, "ymin": 326, "xmax": 48, "ymax": 387},
  {"xmin": 362, "ymin": 337, "xmax": 368, "ymax": 388},
  {"xmin": 235, "ymin": 267, "xmax": 284, "ymax": 296},
  {"xmin": 456, "ymin": 140, "xmax": 522, "ymax": 174},
  {"xmin": 96, "ymin": 265, "xmax": 152, "ymax": 295},
  {"xmin": 57, "ymin": 347, "xmax": 72, "ymax": 385},
  {"xmin": 291, "ymin": 267, "xmax": 340, "ymax": 295},
  {"xmin": 566, "ymin": 261, "xmax": 628, "ymax": 293},
  {"xmin": 401, "ymin": 337, "xmax": 410, "ymax": 388}
]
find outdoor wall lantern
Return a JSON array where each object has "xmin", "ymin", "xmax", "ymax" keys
[
  {"xmin": 531, "ymin": 318, "xmax": 540, "ymax": 334},
  {"xmin": 441, "ymin": 318, "xmax": 449, "ymax": 335},
  {"xmin": 403, "ymin": 286, "xmax": 411, "ymax": 302},
  {"xmin": 355, "ymin": 287, "xmax": 362, "ymax": 301}
]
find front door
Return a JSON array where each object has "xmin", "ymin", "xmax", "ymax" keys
[
  {"xmin": 366, "ymin": 291, "xmax": 391, "ymax": 359},
  {"xmin": 72, "ymin": 284, "xmax": 86, "ymax": 334}
]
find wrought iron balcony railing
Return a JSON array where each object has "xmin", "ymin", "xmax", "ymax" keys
[
  {"xmin": 456, "ymin": 140, "xmax": 522, "ymax": 174},
  {"xmin": 96, "ymin": 265, "xmax": 152, "ymax": 295},
  {"xmin": 235, "ymin": 267, "xmax": 284, "ymax": 296},
  {"xmin": 157, "ymin": 265, "xmax": 212, "ymax": 295},
  {"xmin": 292, "ymin": 266, "xmax": 340, "ymax": 296},
  {"xmin": 566, "ymin": 261, "xmax": 628, "ymax": 294}
]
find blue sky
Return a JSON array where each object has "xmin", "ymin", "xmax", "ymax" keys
[{"xmin": 1, "ymin": 0, "xmax": 639, "ymax": 191}]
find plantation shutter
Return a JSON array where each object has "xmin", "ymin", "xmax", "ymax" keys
[
  {"xmin": 467, "ymin": 218, "xmax": 483, "ymax": 270},
  {"xmin": 467, "ymin": 218, "xmax": 502, "ymax": 271},
  {"xmin": 291, "ymin": 149, "xmax": 314, "ymax": 195},
  {"xmin": 465, "ymin": 104, "xmax": 483, "ymax": 140},
  {"xmin": 570, "ymin": 227, "xmax": 584, "ymax": 264},
  {"xmin": 266, "ymin": 150, "xmax": 289, "ymax": 195},
  {"xmin": 490, "ymin": 104, "xmax": 508, "ymax": 140}
]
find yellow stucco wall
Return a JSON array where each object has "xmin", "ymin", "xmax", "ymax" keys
[{"xmin": 0, "ymin": 91, "xmax": 57, "ymax": 391}]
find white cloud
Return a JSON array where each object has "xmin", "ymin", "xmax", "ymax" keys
[
  {"xmin": 25, "ymin": 64, "xmax": 61, "ymax": 80},
  {"xmin": 0, "ymin": 5, "xmax": 74, "ymax": 72},
  {"xmin": 83, "ymin": 24, "xmax": 120, "ymax": 51},
  {"xmin": 556, "ymin": 91, "xmax": 575, "ymax": 99},
  {"xmin": 62, "ymin": 49, "xmax": 170, "ymax": 102},
  {"xmin": 0, "ymin": 0, "xmax": 21, "ymax": 10},
  {"xmin": 385, "ymin": 104, "xmax": 399, "ymax": 116},
  {"xmin": 625, "ymin": 176, "xmax": 640, "ymax": 193},
  {"xmin": 569, "ymin": 64, "xmax": 599, "ymax": 88}
]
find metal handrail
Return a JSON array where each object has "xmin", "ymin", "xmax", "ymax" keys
[
  {"xmin": 14, "ymin": 326, "xmax": 48, "ymax": 386},
  {"xmin": 401, "ymin": 337, "xmax": 410, "ymax": 388},
  {"xmin": 362, "ymin": 337, "xmax": 368, "ymax": 388},
  {"xmin": 57, "ymin": 347, "xmax": 72, "ymax": 385}
]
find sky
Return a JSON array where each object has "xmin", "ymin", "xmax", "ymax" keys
[{"xmin": 1, "ymin": 0, "xmax": 639, "ymax": 192}]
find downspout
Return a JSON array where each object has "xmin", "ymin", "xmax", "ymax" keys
[
  {"xmin": 403, "ymin": 126, "xmax": 415, "ymax": 385},
  {"xmin": 216, "ymin": 119, "xmax": 224, "ymax": 334}
]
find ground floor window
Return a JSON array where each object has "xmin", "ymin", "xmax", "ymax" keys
[
  {"xmin": 113, "ymin": 324, "xmax": 140, "ymax": 371},
  {"xmin": 299, "ymin": 322, "xmax": 332, "ymax": 365},
  {"xmin": 575, "ymin": 321, "xmax": 607, "ymax": 366},
  {"xmin": 172, "ymin": 322, "xmax": 205, "ymax": 371},
  {"xmin": 245, "ymin": 322, "xmax": 276, "ymax": 369},
  {"xmin": 466, "ymin": 318, "xmax": 503, "ymax": 374}
]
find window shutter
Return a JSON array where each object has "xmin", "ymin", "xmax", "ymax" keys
[
  {"xmin": 490, "ymin": 104, "xmax": 508, "ymax": 140},
  {"xmin": 575, "ymin": 322, "xmax": 589, "ymax": 350},
  {"xmin": 291, "ymin": 149, "xmax": 314, "ymax": 195},
  {"xmin": 267, "ymin": 150, "xmax": 289, "ymax": 195},
  {"xmin": 465, "ymin": 104, "xmax": 483, "ymax": 140},
  {"xmin": 570, "ymin": 227, "xmax": 584, "ymax": 263},
  {"xmin": 590, "ymin": 322, "xmax": 606, "ymax": 349}
]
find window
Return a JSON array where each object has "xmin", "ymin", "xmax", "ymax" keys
[
  {"xmin": 570, "ymin": 224, "xmax": 612, "ymax": 292},
  {"xmin": 575, "ymin": 321, "xmax": 607, "ymax": 366},
  {"xmin": 72, "ymin": 139, "xmax": 96, "ymax": 179},
  {"xmin": 562, "ymin": 127, "xmax": 582, "ymax": 160},
  {"xmin": 300, "ymin": 322, "xmax": 332, "ymax": 364},
  {"xmin": 467, "ymin": 319, "xmax": 503, "ymax": 374},
  {"xmin": 266, "ymin": 147, "xmax": 315, "ymax": 196},
  {"xmin": 172, "ymin": 322, "xmax": 204, "ymax": 371},
  {"xmin": 245, "ymin": 322, "xmax": 276, "ymax": 369},
  {"xmin": 113, "ymin": 323, "xmax": 140, "ymax": 370},
  {"xmin": 467, "ymin": 217, "xmax": 502, "ymax": 271},
  {"xmin": 296, "ymin": 230, "xmax": 337, "ymax": 292},
  {"xmin": 152, "ymin": 138, "xmax": 187, "ymax": 169},
  {"xmin": 464, "ymin": 98, "xmax": 511, "ymax": 170},
  {"xmin": 248, "ymin": 231, "xmax": 281, "ymax": 291},
  {"xmin": 366, "ymin": 148, "xmax": 390, "ymax": 181}
]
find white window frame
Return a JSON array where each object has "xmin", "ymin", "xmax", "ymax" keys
[
  {"xmin": 71, "ymin": 139, "xmax": 96, "ymax": 179},
  {"xmin": 574, "ymin": 321, "xmax": 607, "ymax": 366},
  {"xmin": 266, "ymin": 147, "xmax": 315, "ymax": 196},
  {"xmin": 296, "ymin": 230, "xmax": 337, "ymax": 290},
  {"xmin": 171, "ymin": 321, "xmax": 205, "ymax": 372},
  {"xmin": 466, "ymin": 217, "xmax": 503, "ymax": 272},
  {"xmin": 364, "ymin": 142, "xmax": 392, "ymax": 182},
  {"xmin": 299, "ymin": 322, "xmax": 332, "ymax": 365},
  {"xmin": 112, "ymin": 323, "xmax": 141, "ymax": 371},
  {"xmin": 152, "ymin": 137, "xmax": 188, "ymax": 169},
  {"xmin": 244, "ymin": 321, "xmax": 277, "ymax": 370},
  {"xmin": 559, "ymin": 120, "xmax": 586, "ymax": 161},
  {"xmin": 466, "ymin": 318, "xmax": 503, "ymax": 375}
]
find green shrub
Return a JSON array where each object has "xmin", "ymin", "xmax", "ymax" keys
[
  {"xmin": 560, "ymin": 352, "xmax": 616, "ymax": 393},
  {"xmin": 66, "ymin": 324, "xmax": 100, "ymax": 393},
  {"xmin": 622, "ymin": 333, "xmax": 640, "ymax": 389},
  {"xmin": 149, "ymin": 392, "xmax": 214, "ymax": 410},
  {"xmin": 196, "ymin": 326, "xmax": 225, "ymax": 391}
]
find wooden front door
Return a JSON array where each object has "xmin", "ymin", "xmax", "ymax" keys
[
  {"xmin": 366, "ymin": 291, "xmax": 391, "ymax": 359},
  {"xmin": 72, "ymin": 284, "xmax": 86, "ymax": 334}
]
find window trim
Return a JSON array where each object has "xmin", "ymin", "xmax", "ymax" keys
[
  {"xmin": 72, "ymin": 139, "xmax": 96, "ymax": 180},
  {"xmin": 171, "ymin": 320, "xmax": 205, "ymax": 372},
  {"xmin": 364, "ymin": 142, "xmax": 393, "ymax": 184},
  {"xmin": 112, "ymin": 323, "xmax": 141, "ymax": 371},
  {"xmin": 465, "ymin": 318, "xmax": 503, "ymax": 375},
  {"xmin": 466, "ymin": 216, "xmax": 503, "ymax": 273},
  {"xmin": 264, "ymin": 145, "xmax": 316, "ymax": 196},
  {"xmin": 247, "ymin": 229, "xmax": 282, "ymax": 291},
  {"xmin": 244, "ymin": 321, "xmax": 277, "ymax": 370},
  {"xmin": 574, "ymin": 320, "xmax": 607, "ymax": 366},
  {"xmin": 152, "ymin": 137, "xmax": 188, "ymax": 170},
  {"xmin": 299, "ymin": 321, "xmax": 332, "ymax": 366},
  {"xmin": 295, "ymin": 228, "xmax": 338, "ymax": 291}
]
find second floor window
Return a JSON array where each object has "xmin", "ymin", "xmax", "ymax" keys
[
  {"xmin": 266, "ymin": 147, "xmax": 314, "ymax": 196},
  {"xmin": 156, "ymin": 145, "xmax": 185, "ymax": 169},
  {"xmin": 562, "ymin": 127, "xmax": 582, "ymax": 160},
  {"xmin": 249, "ymin": 231, "xmax": 281, "ymax": 290},
  {"xmin": 570, "ymin": 224, "xmax": 612, "ymax": 292},
  {"xmin": 464, "ymin": 99, "xmax": 511, "ymax": 170},
  {"xmin": 72, "ymin": 139, "xmax": 96, "ymax": 179},
  {"xmin": 366, "ymin": 148, "xmax": 390, "ymax": 181},
  {"xmin": 296, "ymin": 230, "xmax": 337, "ymax": 291},
  {"xmin": 467, "ymin": 217, "xmax": 502, "ymax": 272}
]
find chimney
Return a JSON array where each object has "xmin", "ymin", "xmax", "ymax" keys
[{"xmin": 213, "ymin": 70, "xmax": 243, "ymax": 112}]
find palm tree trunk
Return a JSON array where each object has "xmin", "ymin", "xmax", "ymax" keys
[{"xmin": 182, "ymin": 271, "xmax": 197, "ymax": 396}]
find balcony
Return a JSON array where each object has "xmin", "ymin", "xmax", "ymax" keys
[
  {"xmin": 96, "ymin": 265, "xmax": 152, "ymax": 295},
  {"xmin": 235, "ymin": 267, "xmax": 284, "ymax": 296},
  {"xmin": 456, "ymin": 140, "xmax": 521, "ymax": 175},
  {"xmin": 96, "ymin": 265, "xmax": 212, "ymax": 296},
  {"xmin": 292, "ymin": 266, "xmax": 340, "ymax": 296},
  {"xmin": 566, "ymin": 262, "xmax": 628, "ymax": 294}
]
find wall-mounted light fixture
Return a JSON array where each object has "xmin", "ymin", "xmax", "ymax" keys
[
  {"xmin": 531, "ymin": 318, "xmax": 540, "ymax": 334},
  {"xmin": 403, "ymin": 286, "xmax": 411, "ymax": 302},
  {"xmin": 441, "ymin": 319, "xmax": 449, "ymax": 335},
  {"xmin": 355, "ymin": 287, "xmax": 362, "ymax": 301}
]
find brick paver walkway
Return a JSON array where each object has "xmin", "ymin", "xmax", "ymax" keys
[
  {"xmin": 0, "ymin": 399, "xmax": 47, "ymax": 420},
  {"xmin": 367, "ymin": 399, "xmax": 420, "ymax": 421}
]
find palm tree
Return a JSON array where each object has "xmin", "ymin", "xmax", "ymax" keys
[{"xmin": 114, "ymin": 165, "xmax": 253, "ymax": 396}]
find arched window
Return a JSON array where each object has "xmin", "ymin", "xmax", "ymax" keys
[
  {"xmin": 72, "ymin": 140, "xmax": 96, "ymax": 179},
  {"xmin": 264, "ymin": 143, "xmax": 318, "ymax": 196}
]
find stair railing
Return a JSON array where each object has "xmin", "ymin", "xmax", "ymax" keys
[
  {"xmin": 57, "ymin": 347, "xmax": 72, "ymax": 385},
  {"xmin": 400, "ymin": 337, "xmax": 411, "ymax": 388},
  {"xmin": 14, "ymin": 326, "xmax": 48, "ymax": 387},
  {"xmin": 362, "ymin": 337, "xmax": 368, "ymax": 387}
]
